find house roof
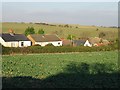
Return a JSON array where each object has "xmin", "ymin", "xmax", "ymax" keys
[
  {"xmin": 29, "ymin": 34, "xmax": 61, "ymax": 42},
  {"xmin": 88, "ymin": 37, "xmax": 102, "ymax": 44},
  {"xmin": 73, "ymin": 40, "xmax": 86, "ymax": 46},
  {"xmin": 61, "ymin": 39, "xmax": 72, "ymax": 45},
  {"xmin": 102, "ymin": 39, "xmax": 110, "ymax": 45},
  {"xmin": 0, "ymin": 33, "xmax": 30, "ymax": 42}
]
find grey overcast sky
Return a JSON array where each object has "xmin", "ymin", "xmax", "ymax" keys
[{"xmin": 2, "ymin": 2, "xmax": 118, "ymax": 26}]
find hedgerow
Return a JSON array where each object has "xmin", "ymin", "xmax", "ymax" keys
[{"xmin": 1, "ymin": 43, "xmax": 118, "ymax": 55}]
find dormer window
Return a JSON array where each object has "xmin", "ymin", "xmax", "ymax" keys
[
  {"xmin": 42, "ymin": 35, "xmax": 45, "ymax": 38},
  {"xmin": 10, "ymin": 33, "xmax": 15, "ymax": 36},
  {"xmin": 9, "ymin": 29, "xmax": 15, "ymax": 36}
]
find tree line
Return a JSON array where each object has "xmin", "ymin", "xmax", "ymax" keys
[
  {"xmin": 24, "ymin": 27, "xmax": 118, "ymax": 43},
  {"xmin": 24, "ymin": 27, "xmax": 45, "ymax": 36}
]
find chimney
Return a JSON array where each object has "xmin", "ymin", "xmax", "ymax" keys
[{"xmin": 9, "ymin": 29, "xmax": 15, "ymax": 36}]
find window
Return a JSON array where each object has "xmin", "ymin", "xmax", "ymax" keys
[
  {"xmin": 21, "ymin": 42, "xmax": 24, "ymax": 46},
  {"xmin": 11, "ymin": 43, "xmax": 15, "ymax": 47},
  {"xmin": 58, "ymin": 42, "xmax": 60, "ymax": 45}
]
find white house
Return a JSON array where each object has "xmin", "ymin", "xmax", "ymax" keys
[
  {"xmin": 84, "ymin": 37, "xmax": 110, "ymax": 47},
  {"xmin": 0, "ymin": 33, "xmax": 31, "ymax": 47},
  {"xmin": 84, "ymin": 40, "xmax": 92, "ymax": 47},
  {"xmin": 27, "ymin": 34, "xmax": 62, "ymax": 46}
]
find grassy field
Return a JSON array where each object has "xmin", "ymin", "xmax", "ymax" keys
[
  {"xmin": 1, "ymin": 22, "xmax": 118, "ymax": 40},
  {"xmin": 2, "ymin": 51, "xmax": 119, "ymax": 88}
]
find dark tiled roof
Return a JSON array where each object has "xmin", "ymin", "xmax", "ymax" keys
[
  {"xmin": 73, "ymin": 40, "xmax": 86, "ymax": 46},
  {"xmin": 30, "ymin": 34, "xmax": 61, "ymax": 42},
  {"xmin": 0, "ymin": 33, "xmax": 30, "ymax": 42}
]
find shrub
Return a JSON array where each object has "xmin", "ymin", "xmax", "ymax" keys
[
  {"xmin": 38, "ymin": 29, "xmax": 45, "ymax": 34},
  {"xmin": 33, "ymin": 44, "xmax": 41, "ymax": 46},
  {"xmin": 24, "ymin": 27, "xmax": 35, "ymax": 36},
  {"xmin": 2, "ymin": 44, "xmax": 118, "ymax": 55},
  {"xmin": 45, "ymin": 43, "xmax": 54, "ymax": 47}
]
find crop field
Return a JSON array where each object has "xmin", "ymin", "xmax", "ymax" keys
[
  {"xmin": 2, "ymin": 51, "xmax": 119, "ymax": 88},
  {"xmin": 1, "ymin": 22, "xmax": 118, "ymax": 40}
]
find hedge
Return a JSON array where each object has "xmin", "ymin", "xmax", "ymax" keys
[{"xmin": 1, "ymin": 43, "xmax": 118, "ymax": 55}]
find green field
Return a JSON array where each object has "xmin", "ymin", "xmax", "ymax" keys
[
  {"xmin": 2, "ymin": 51, "xmax": 119, "ymax": 88},
  {"xmin": 1, "ymin": 22, "xmax": 118, "ymax": 40}
]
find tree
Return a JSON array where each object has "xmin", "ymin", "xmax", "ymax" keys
[
  {"xmin": 76, "ymin": 26, "xmax": 78, "ymax": 28},
  {"xmin": 96, "ymin": 28, "xmax": 99, "ymax": 31},
  {"xmin": 24, "ymin": 27, "xmax": 35, "ymax": 36},
  {"xmin": 67, "ymin": 34, "xmax": 76, "ymax": 46},
  {"xmin": 38, "ymin": 29, "xmax": 45, "ymax": 34},
  {"xmin": 64, "ymin": 24, "xmax": 69, "ymax": 28},
  {"xmin": 67, "ymin": 34, "xmax": 75, "ymax": 40}
]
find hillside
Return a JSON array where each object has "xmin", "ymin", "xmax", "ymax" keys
[{"xmin": 1, "ymin": 22, "xmax": 118, "ymax": 41}]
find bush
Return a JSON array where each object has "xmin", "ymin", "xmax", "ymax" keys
[
  {"xmin": 33, "ymin": 44, "xmax": 41, "ymax": 46},
  {"xmin": 45, "ymin": 43, "xmax": 54, "ymax": 47},
  {"xmin": 24, "ymin": 27, "xmax": 35, "ymax": 36},
  {"xmin": 1, "ymin": 44, "xmax": 118, "ymax": 55},
  {"xmin": 38, "ymin": 29, "xmax": 45, "ymax": 34}
]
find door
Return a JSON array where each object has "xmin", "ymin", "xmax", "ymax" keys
[{"xmin": 21, "ymin": 42, "xmax": 24, "ymax": 47}]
